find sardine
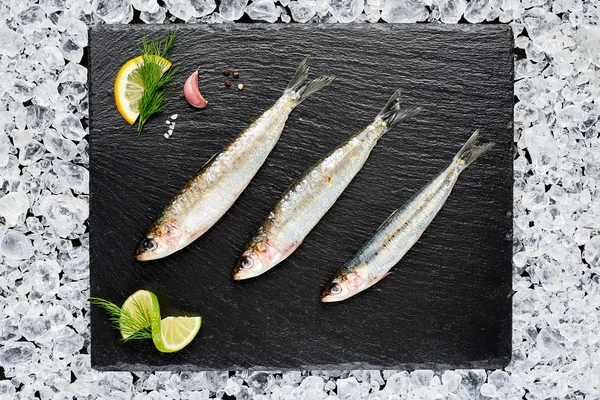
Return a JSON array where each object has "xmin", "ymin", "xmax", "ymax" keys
[
  {"xmin": 320, "ymin": 130, "xmax": 493, "ymax": 302},
  {"xmin": 232, "ymin": 90, "xmax": 421, "ymax": 279},
  {"xmin": 136, "ymin": 58, "xmax": 334, "ymax": 261}
]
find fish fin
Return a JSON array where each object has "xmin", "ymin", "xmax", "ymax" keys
[
  {"xmin": 286, "ymin": 56, "xmax": 310, "ymax": 92},
  {"xmin": 285, "ymin": 56, "xmax": 334, "ymax": 103},
  {"xmin": 367, "ymin": 270, "xmax": 391, "ymax": 289},
  {"xmin": 281, "ymin": 175, "xmax": 302, "ymax": 195},
  {"xmin": 453, "ymin": 129, "xmax": 494, "ymax": 169},
  {"xmin": 375, "ymin": 89, "xmax": 422, "ymax": 130},
  {"xmin": 200, "ymin": 151, "xmax": 219, "ymax": 170},
  {"xmin": 295, "ymin": 76, "xmax": 335, "ymax": 104},
  {"xmin": 282, "ymin": 240, "xmax": 303, "ymax": 259}
]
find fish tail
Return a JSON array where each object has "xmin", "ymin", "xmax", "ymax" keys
[
  {"xmin": 375, "ymin": 89, "xmax": 422, "ymax": 131},
  {"xmin": 453, "ymin": 129, "xmax": 494, "ymax": 170},
  {"xmin": 285, "ymin": 56, "xmax": 334, "ymax": 103}
]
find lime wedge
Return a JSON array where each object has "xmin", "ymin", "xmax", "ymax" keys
[
  {"xmin": 120, "ymin": 289, "xmax": 155, "ymax": 339},
  {"xmin": 153, "ymin": 316, "xmax": 202, "ymax": 353}
]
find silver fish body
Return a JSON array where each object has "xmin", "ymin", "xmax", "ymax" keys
[
  {"xmin": 321, "ymin": 130, "xmax": 493, "ymax": 302},
  {"xmin": 136, "ymin": 58, "xmax": 334, "ymax": 261},
  {"xmin": 233, "ymin": 90, "xmax": 420, "ymax": 279}
]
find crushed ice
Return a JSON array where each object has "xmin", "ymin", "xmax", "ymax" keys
[{"xmin": 0, "ymin": 0, "xmax": 598, "ymax": 397}]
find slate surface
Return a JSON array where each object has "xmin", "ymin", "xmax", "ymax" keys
[{"xmin": 89, "ymin": 24, "xmax": 513, "ymax": 371}]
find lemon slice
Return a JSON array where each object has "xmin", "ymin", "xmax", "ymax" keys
[
  {"xmin": 153, "ymin": 316, "xmax": 202, "ymax": 353},
  {"xmin": 114, "ymin": 55, "xmax": 172, "ymax": 125},
  {"xmin": 120, "ymin": 289, "xmax": 155, "ymax": 339}
]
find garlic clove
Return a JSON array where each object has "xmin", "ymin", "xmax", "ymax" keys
[{"xmin": 184, "ymin": 70, "xmax": 208, "ymax": 109}]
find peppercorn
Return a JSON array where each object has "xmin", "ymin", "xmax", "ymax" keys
[
  {"xmin": 223, "ymin": 68, "xmax": 231, "ymax": 76},
  {"xmin": 224, "ymin": 79, "xmax": 232, "ymax": 87},
  {"xmin": 232, "ymin": 71, "xmax": 240, "ymax": 79}
]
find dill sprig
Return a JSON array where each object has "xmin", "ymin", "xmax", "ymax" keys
[
  {"xmin": 135, "ymin": 29, "xmax": 179, "ymax": 136},
  {"xmin": 90, "ymin": 297, "xmax": 153, "ymax": 342}
]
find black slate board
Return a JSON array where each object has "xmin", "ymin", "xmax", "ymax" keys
[{"xmin": 89, "ymin": 24, "xmax": 513, "ymax": 371}]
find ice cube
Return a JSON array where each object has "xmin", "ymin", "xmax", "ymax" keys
[
  {"xmin": 53, "ymin": 326, "xmax": 85, "ymax": 358},
  {"xmin": 33, "ymin": 259, "xmax": 61, "ymax": 296},
  {"xmin": 487, "ymin": 370, "xmax": 511, "ymax": 393},
  {"xmin": 140, "ymin": 6, "xmax": 167, "ymax": 23},
  {"xmin": 463, "ymin": 0, "xmax": 491, "ymax": 22},
  {"xmin": 458, "ymin": 370, "xmax": 486, "ymax": 399},
  {"xmin": 52, "ymin": 160, "xmax": 89, "ymax": 193},
  {"xmin": 0, "ymin": 342, "xmax": 35, "ymax": 366},
  {"xmin": 522, "ymin": 7, "xmax": 561, "ymax": 44},
  {"xmin": 54, "ymin": 113, "xmax": 86, "ymax": 142},
  {"xmin": 441, "ymin": 370, "xmax": 461, "ymax": 392},
  {"xmin": 61, "ymin": 38, "xmax": 83, "ymax": 63},
  {"xmin": 480, "ymin": 382, "xmax": 497, "ymax": 397},
  {"xmin": 385, "ymin": 371, "xmax": 409, "ymax": 394},
  {"xmin": 26, "ymin": 105, "xmax": 55, "ymax": 133},
  {"xmin": 34, "ymin": 45, "xmax": 65, "ymax": 71},
  {"xmin": 0, "ymin": 230, "xmax": 34, "ymax": 260},
  {"xmin": 169, "ymin": 0, "xmax": 196, "ymax": 21},
  {"xmin": 191, "ymin": 0, "xmax": 217, "ymax": 17},
  {"xmin": 219, "ymin": 0, "xmax": 249, "ymax": 20},
  {"xmin": 246, "ymin": 0, "xmax": 279, "ymax": 22},
  {"xmin": 11, "ymin": 79, "xmax": 36, "ymax": 103},
  {"xmin": 336, "ymin": 377, "xmax": 360, "ymax": 399},
  {"xmin": 0, "ymin": 27, "xmax": 25, "ymax": 57},
  {"xmin": 19, "ymin": 315, "xmax": 52, "ymax": 342},
  {"xmin": 47, "ymin": 305, "xmax": 74, "ymax": 329},
  {"xmin": 43, "ymin": 128, "xmax": 78, "ymax": 161},
  {"xmin": 58, "ymin": 82, "xmax": 86, "ymax": 107},
  {"xmin": 435, "ymin": 0, "xmax": 467, "ymax": 23},
  {"xmin": 93, "ymin": 0, "xmax": 134, "ymax": 23},
  {"xmin": 36, "ymin": 194, "xmax": 88, "ymax": 237},
  {"xmin": 132, "ymin": 0, "xmax": 159, "ymax": 11},
  {"xmin": 410, "ymin": 370, "xmax": 434, "ymax": 387},
  {"xmin": 289, "ymin": 2, "xmax": 316, "ymax": 22},
  {"xmin": 0, "ymin": 380, "xmax": 16, "ymax": 397},
  {"xmin": 328, "ymin": 0, "xmax": 363, "ymax": 22},
  {"xmin": 381, "ymin": 0, "xmax": 428, "ymax": 23},
  {"xmin": 246, "ymin": 372, "xmax": 271, "ymax": 393},
  {"xmin": 15, "ymin": 5, "xmax": 47, "ymax": 27},
  {"xmin": 224, "ymin": 377, "xmax": 241, "ymax": 395},
  {"xmin": 0, "ymin": 192, "xmax": 29, "ymax": 227}
]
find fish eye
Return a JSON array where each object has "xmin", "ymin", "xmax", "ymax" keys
[
  {"xmin": 239, "ymin": 256, "xmax": 253, "ymax": 269},
  {"xmin": 143, "ymin": 238, "xmax": 156, "ymax": 250},
  {"xmin": 329, "ymin": 283, "xmax": 341, "ymax": 294}
]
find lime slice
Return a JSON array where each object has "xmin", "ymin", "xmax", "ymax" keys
[{"xmin": 153, "ymin": 316, "xmax": 202, "ymax": 353}]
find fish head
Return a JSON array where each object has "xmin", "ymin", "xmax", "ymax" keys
[
  {"xmin": 232, "ymin": 239, "xmax": 277, "ymax": 280},
  {"xmin": 320, "ymin": 271, "xmax": 365, "ymax": 303},
  {"xmin": 136, "ymin": 222, "xmax": 183, "ymax": 261}
]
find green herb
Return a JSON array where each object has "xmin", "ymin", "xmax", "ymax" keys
[
  {"xmin": 90, "ymin": 297, "xmax": 152, "ymax": 342},
  {"xmin": 136, "ymin": 29, "xmax": 179, "ymax": 136}
]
